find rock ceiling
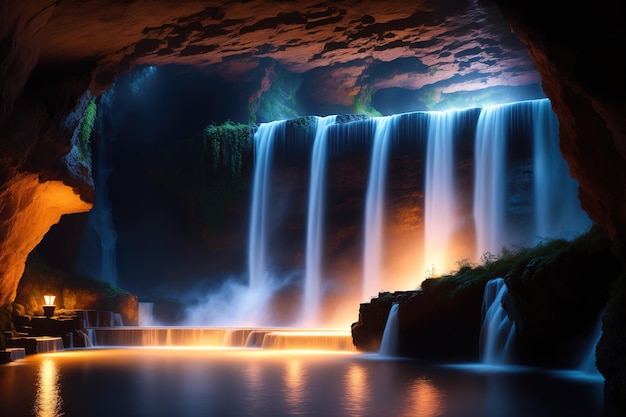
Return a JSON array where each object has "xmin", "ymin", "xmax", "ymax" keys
[{"xmin": 34, "ymin": 0, "xmax": 538, "ymax": 108}]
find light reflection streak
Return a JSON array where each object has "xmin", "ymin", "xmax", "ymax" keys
[
  {"xmin": 343, "ymin": 363, "xmax": 369, "ymax": 417},
  {"xmin": 403, "ymin": 378, "xmax": 444, "ymax": 417},
  {"xmin": 243, "ymin": 360, "xmax": 263, "ymax": 412},
  {"xmin": 34, "ymin": 358, "xmax": 63, "ymax": 417},
  {"xmin": 283, "ymin": 359, "xmax": 306, "ymax": 413}
]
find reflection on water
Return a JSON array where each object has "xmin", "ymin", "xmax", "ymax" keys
[
  {"xmin": 344, "ymin": 363, "xmax": 369, "ymax": 416},
  {"xmin": 0, "ymin": 348, "xmax": 607, "ymax": 417},
  {"xmin": 34, "ymin": 358, "xmax": 63, "ymax": 417},
  {"xmin": 283, "ymin": 359, "xmax": 306, "ymax": 414},
  {"xmin": 404, "ymin": 378, "xmax": 443, "ymax": 417}
]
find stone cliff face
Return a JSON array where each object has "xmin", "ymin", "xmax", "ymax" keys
[
  {"xmin": 492, "ymin": 0, "xmax": 626, "ymax": 405},
  {"xmin": 1, "ymin": 0, "xmax": 626, "ymax": 404}
]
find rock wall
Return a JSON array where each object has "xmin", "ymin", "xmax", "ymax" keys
[{"xmin": 493, "ymin": 0, "xmax": 626, "ymax": 405}]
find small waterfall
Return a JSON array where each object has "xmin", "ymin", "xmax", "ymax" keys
[
  {"xmin": 302, "ymin": 115, "xmax": 337, "ymax": 326},
  {"xmin": 474, "ymin": 105, "xmax": 507, "ymax": 258},
  {"xmin": 579, "ymin": 312, "xmax": 603, "ymax": 375},
  {"xmin": 379, "ymin": 303, "xmax": 400, "ymax": 356},
  {"xmin": 424, "ymin": 111, "xmax": 458, "ymax": 274},
  {"xmin": 223, "ymin": 329, "xmax": 256, "ymax": 347},
  {"xmin": 363, "ymin": 116, "xmax": 397, "ymax": 301},
  {"xmin": 87, "ymin": 329, "xmax": 98, "ymax": 346},
  {"xmin": 81, "ymin": 330, "xmax": 94, "ymax": 348},
  {"xmin": 249, "ymin": 120, "xmax": 286, "ymax": 292},
  {"xmin": 138, "ymin": 302, "xmax": 154, "ymax": 326},
  {"xmin": 480, "ymin": 278, "xmax": 515, "ymax": 365},
  {"xmin": 260, "ymin": 329, "xmax": 356, "ymax": 351}
]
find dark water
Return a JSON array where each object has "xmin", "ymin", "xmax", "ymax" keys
[{"xmin": 0, "ymin": 347, "xmax": 607, "ymax": 417}]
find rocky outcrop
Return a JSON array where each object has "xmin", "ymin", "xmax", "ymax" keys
[
  {"xmin": 0, "ymin": 174, "xmax": 91, "ymax": 307},
  {"xmin": 353, "ymin": 225, "xmax": 620, "ymax": 366},
  {"xmin": 352, "ymin": 279, "xmax": 486, "ymax": 361},
  {"xmin": 502, "ymin": 224, "xmax": 619, "ymax": 368}
]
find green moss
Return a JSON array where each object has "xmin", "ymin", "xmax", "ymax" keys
[
  {"xmin": 78, "ymin": 98, "xmax": 97, "ymax": 162},
  {"xmin": 198, "ymin": 121, "xmax": 254, "ymax": 232},
  {"xmin": 95, "ymin": 281, "xmax": 131, "ymax": 312},
  {"xmin": 354, "ymin": 86, "xmax": 383, "ymax": 117},
  {"xmin": 420, "ymin": 228, "xmax": 599, "ymax": 301},
  {"xmin": 377, "ymin": 291, "xmax": 394, "ymax": 302},
  {"xmin": 202, "ymin": 121, "xmax": 253, "ymax": 178},
  {"xmin": 252, "ymin": 65, "xmax": 302, "ymax": 122}
]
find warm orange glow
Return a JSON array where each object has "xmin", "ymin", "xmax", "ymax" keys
[
  {"xmin": 0, "ymin": 173, "xmax": 91, "ymax": 307},
  {"xmin": 35, "ymin": 358, "xmax": 63, "ymax": 417},
  {"xmin": 261, "ymin": 329, "xmax": 357, "ymax": 351},
  {"xmin": 89, "ymin": 327, "xmax": 360, "ymax": 351},
  {"xmin": 403, "ymin": 378, "xmax": 444, "ymax": 417},
  {"xmin": 43, "ymin": 295, "xmax": 56, "ymax": 306},
  {"xmin": 343, "ymin": 363, "xmax": 369, "ymax": 416},
  {"xmin": 55, "ymin": 346, "xmax": 354, "ymax": 360},
  {"xmin": 283, "ymin": 359, "xmax": 306, "ymax": 413}
]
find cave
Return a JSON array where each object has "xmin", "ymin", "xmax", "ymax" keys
[{"xmin": 1, "ymin": 0, "xmax": 625, "ymax": 415}]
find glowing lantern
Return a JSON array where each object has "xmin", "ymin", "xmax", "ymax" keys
[{"xmin": 42, "ymin": 295, "xmax": 56, "ymax": 318}]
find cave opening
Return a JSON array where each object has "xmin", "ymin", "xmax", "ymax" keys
[{"xmin": 20, "ymin": 59, "xmax": 591, "ymax": 330}]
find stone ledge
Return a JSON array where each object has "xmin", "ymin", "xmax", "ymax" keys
[{"xmin": 5, "ymin": 337, "xmax": 64, "ymax": 354}]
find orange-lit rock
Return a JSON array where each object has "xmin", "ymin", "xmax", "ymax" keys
[
  {"xmin": 34, "ymin": 0, "xmax": 538, "ymax": 101},
  {"xmin": 0, "ymin": 174, "xmax": 91, "ymax": 306}
]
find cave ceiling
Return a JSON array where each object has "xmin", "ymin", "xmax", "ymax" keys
[{"xmin": 32, "ymin": 0, "xmax": 539, "ymax": 111}]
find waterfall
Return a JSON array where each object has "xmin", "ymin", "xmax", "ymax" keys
[
  {"xmin": 185, "ymin": 98, "xmax": 590, "ymax": 328},
  {"xmin": 579, "ymin": 312, "xmax": 603, "ymax": 375},
  {"xmin": 379, "ymin": 303, "xmax": 400, "ymax": 356},
  {"xmin": 480, "ymin": 277, "xmax": 515, "ymax": 365},
  {"xmin": 473, "ymin": 99, "xmax": 590, "ymax": 260},
  {"xmin": 363, "ymin": 116, "xmax": 397, "ymax": 301},
  {"xmin": 138, "ymin": 302, "xmax": 154, "ymax": 326},
  {"xmin": 83, "ymin": 91, "xmax": 118, "ymax": 286},
  {"xmin": 474, "ymin": 105, "xmax": 507, "ymax": 259},
  {"xmin": 532, "ymin": 99, "xmax": 590, "ymax": 238},
  {"xmin": 424, "ymin": 110, "xmax": 458, "ymax": 275},
  {"xmin": 249, "ymin": 120, "xmax": 286, "ymax": 292},
  {"xmin": 302, "ymin": 115, "xmax": 337, "ymax": 326}
]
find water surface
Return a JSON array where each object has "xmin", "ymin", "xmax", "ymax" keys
[{"xmin": 0, "ymin": 347, "xmax": 605, "ymax": 417}]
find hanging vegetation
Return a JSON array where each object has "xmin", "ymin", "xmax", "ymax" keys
[
  {"xmin": 202, "ymin": 120, "xmax": 254, "ymax": 179},
  {"xmin": 197, "ymin": 121, "xmax": 255, "ymax": 233},
  {"xmin": 78, "ymin": 98, "xmax": 97, "ymax": 161}
]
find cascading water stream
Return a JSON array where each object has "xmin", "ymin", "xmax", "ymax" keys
[
  {"xmin": 424, "ymin": 111, "xmax": 457, "ymax": 275},
  {"xmin": 579, "ymin": 311, "xmax": 603, "ymax": 376},
  {"xmin": 301, "ymin": 115, "xmax": 337, "ymax": 326},
  {"xmin": 480, "ymin": 277, "xmax": 515, "ymax": 365},
  {"xmin": 379, "ymin": 303, "xmax": 400, "ymax": 357},
  {"xmin": 363, "ymin": 116, "xmax": 397, "ymax": 301},
  {"xmin": 249, "ymin": 120, "xmax": 286, "ymax": 293},
  {"xmin": 83, "ymin": 92, "xmax": 118, "ymax": 286},
  {"xmin": 183, "ymin": 98, "xmax": 589, "ymax": 329},
  {"xmin": 532, "ymin": 99, "xmax": 589, "ymax": 238},
  {"xmin": 474, "ymin": 105, "xmax": 507, "ymax": 259},
  {"xmin": 243, "ymin": 120, "xmax": 287, "ymax": 325}
]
